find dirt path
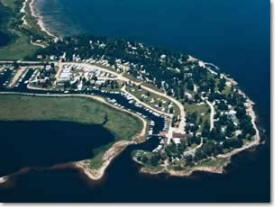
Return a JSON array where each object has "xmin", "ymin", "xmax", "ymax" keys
[
  {"xmin": 206, "ymin": 100, "xmax": 215, "ymax": 131},
  {"xmin": 30, "ymin": 40, "xmax": 46, "ymax": 48}
]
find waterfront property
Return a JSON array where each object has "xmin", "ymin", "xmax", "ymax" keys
[{"xmin": 0, "ymin": 0, "xmax": 268, "ymax": 202}]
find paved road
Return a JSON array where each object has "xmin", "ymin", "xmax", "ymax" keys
[
  {"xmin": 206, "ymin": 100, "xmax": 215, "ymax": 131},
  {"xmin": 201, "ymin": 95, "xmax": 215, "ymax": 131}
]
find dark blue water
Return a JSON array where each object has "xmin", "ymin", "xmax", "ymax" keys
[
  {"xmin": 0, "ymin": 121, "xmax": 115, "ymax": 177},
  {"xmin": 35, "ymin": 0, "xmax": 270, "ymax": 129},
  {"xmin": 0, "ymin": 0, "xmax": 270, "ymax": 202}
]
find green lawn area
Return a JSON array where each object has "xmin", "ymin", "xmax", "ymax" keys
[
  {"xmin": 222, "ymin": 85, "xmax": 232, "ymax": 95},
  {"xmin": 184, "ymin": 103, "xmax": 210, "ymax": 125},
  {"xmin": 88, "ymin": 143, "xmax": 113, "ymax": 169},
  {"xmin": 165, "ymin": 157, "xmax": 229, "ymax": 173},
  {"xmin": 0, "ymin": 94, "xmax": 143, "ymax": 140},
  {"xmin": 196, "ymin": 157, "xmax": 229, "ymax": 168}
]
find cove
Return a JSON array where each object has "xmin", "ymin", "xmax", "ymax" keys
[{"xmin": 0, "ymin": 120, "xmax": 114, "ymax": 177}]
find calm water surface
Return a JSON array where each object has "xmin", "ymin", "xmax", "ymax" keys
[
  {"xmin": 0, "ymin": 121, "xmax": 114, "ymax": 177},
  {"xmin": 35, "ymin": 0, "xmax": 270, "ymax": 123},
  {"xmin": 0, "ymin": 0, "xmax": 270, "ymax": 202}
]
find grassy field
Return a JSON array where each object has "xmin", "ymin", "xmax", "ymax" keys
[
  {"xmin": 184, "ymin": 102, "xmax": 210, "ymax": 132},
  {"xmin": 88, "ymin": 143, "xmax": 113, "ymax": 169},
  {"xmin": 0, "ymin": 94, "xmax": 143, "ymax": 141},
  {"xmin": 184, "ymin": 103, "xmax": 209, "ymax": 121},
  {"xmin": 196, "ymin": 157, "xmax": 229, "ymax": 168}
]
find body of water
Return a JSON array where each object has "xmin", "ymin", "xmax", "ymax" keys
[
  {"xmin": 0, "ymin": 121, "xmax": 114, "ymax": 177},
  {"xmin": 35, "ymin": 0, "xmax": 270, "ymax": 129},
  {"xmin": 0, "ymin": 0, "xmax": 270, "ymax": 202}
]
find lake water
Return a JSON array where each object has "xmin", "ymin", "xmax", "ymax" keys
[
  {"xmin": 34, "ymin": 0, "xmax": 270, "ymax": 126},
  {"xmin": 0, "ymin": 0, "xmax": 270, "ymax": 202},
  {"xmin": 0, "ymin": 121, "xmax": 115, "ymax": 177}
]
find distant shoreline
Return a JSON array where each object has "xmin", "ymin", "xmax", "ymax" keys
[
  {"xmin": 0, "ymin": 0, "xmax": 264, "ymax": 180},
  {"xmin": 28, "ymin": 0, "xmax": 59, "ymax": 40}
]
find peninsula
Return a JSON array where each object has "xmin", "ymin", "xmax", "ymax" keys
[{"xmin": 0, "ymin": 0, "xmax": 261, "ymax": 180}]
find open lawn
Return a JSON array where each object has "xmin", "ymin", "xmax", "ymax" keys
[
  {"xmin": 196, "ymin": 157, "xmax": 229, "ymax": 168},
  {"xmin": 184, "ymin": 103, "xmax": 210, "ymax": 123},
  {"xmin": 184, "ymin": 102, "xmax": 210, "ymax": 132}
]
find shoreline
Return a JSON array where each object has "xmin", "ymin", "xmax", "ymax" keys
[
  {"xmin": 28, "ymin": 0, "xmax": 59, "ymax": 41},
  {"xmin": 20, "ymin": 0, "xmax": 28, "ymax": 26},
  {"xmin": 135, "ymin": 57, "xmax": 261, "ymax": 178},
  {"xmin": 132, "ymin": 154, "xmax": 229, "ymax": 177},
  {"xmin": 75, "ymin": 140, "xmax": 134, "ymax": 181},
  {"xmin": 73, "ymin": 92, "xmax": 148, "ymax": 181},
  {"xmin": 139, "ymin": 163, "xmax": 226, "ymax": 177},
  {"xmin": 0, "ymin": 90, "xmax": 148, "ymax": 182},
  {"xmin": 0, "ymin": 57, "xmax": 262, "ymax": 180}
]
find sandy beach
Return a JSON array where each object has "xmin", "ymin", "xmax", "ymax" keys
[
  {"xmin": 75, "ymin": 140, "xmax": 134, "ymax": 181},
  {"xmin": 20, "ymin": 0, "xmax": 28, "ymax": 26},
  {"xmin": 0, "ymin": 58, "xmax": 262, "ymax": 180},
  {"xmin": 28, "ymin": 0, "xmax": 59, "ymax": 41},
  {"xmin": 73, "ymin": 94, "xmax": 148, "ymax": 181}
]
